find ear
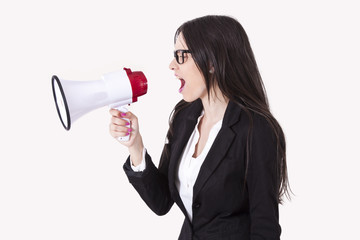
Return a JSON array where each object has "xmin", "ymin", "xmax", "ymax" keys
[{"xmin": 209, "ymin": 66, "xmax": 214, "ymax": 74}]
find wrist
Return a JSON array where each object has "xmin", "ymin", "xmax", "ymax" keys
[{"xmin": 129, "ymin": 138, "xmax": 144, "ymax": 167}]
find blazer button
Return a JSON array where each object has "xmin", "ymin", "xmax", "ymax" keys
[{"xmin": 193, "ymin": 202, "xmax": 201, "ymax": 209}]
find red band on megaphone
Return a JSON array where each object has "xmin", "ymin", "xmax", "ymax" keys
[{"xmin": 124, "ymin": 68, "xmax": 148, "ymax": 103}]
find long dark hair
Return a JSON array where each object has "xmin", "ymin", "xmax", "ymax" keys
[{"xmin": 165, "ymin": 15, "xmax": 290, "ymax": 203}]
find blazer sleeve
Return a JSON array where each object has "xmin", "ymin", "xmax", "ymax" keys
[
  {"xmin": 246, "ymin": 116, "xmax": 282, "ymax": 239},
  {"xmin": 123, "ymin": 149, "xmax": 174, "ymax": 216}
]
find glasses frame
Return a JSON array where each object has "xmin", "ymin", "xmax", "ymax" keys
[{"xmin": 174, "ymin": 49, "xmax": 191, "ymax": 64}]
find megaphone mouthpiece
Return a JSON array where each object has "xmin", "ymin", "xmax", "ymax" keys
[{"xmin": 124, "ymin": 68, "xmax": 148, "ymax": 102}]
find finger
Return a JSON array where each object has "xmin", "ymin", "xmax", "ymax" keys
[
  {"xmin": 121, "ymin": 112, "xmax": 139, "ymax": 128},
  {"xmin": 119, "ymin": 111, "xmax": 135, "ymax": 120},
  {"xmin": 110, "ymin": 123, "xmax": 131, "ymax": 133},
  {"xmin": 109, "ymin": 108, "xmax": 122, "ymax": 117},
  {"xmin": 110, "ymin": 126, "xmax": 132, "ymax": 139},
  {"xmin": 111, "ymin": 116, "xmax": 130, "ymax": 126},
  {"xmin": 109, "ymin": 108, "xmax": 129, "ymax": 118},
  {"xmin": 110, "ymin": 130, "xmax": 130, "ymax": 139}
]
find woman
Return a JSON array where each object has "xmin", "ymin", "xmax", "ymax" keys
[{"xmin": 109, "ymin": 15, "xmax": 290, "ymax": 240}]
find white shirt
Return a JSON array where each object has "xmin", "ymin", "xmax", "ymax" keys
[
  {"xmin": 131, "ymin": 111, "xmax": 223, "ymax": 222},
  {"xmin": 176, "ymin": 112, "xmax": 223, "ymax": 221}
]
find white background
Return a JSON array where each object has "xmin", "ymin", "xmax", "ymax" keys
[{"xmin": 1, "ymin": 0, "xmax": 359, "ymax": 239}]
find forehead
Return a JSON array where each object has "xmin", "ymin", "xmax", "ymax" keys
[{"xmin": 175, "ymin": 32, "xmax": 188, "ymax": 50}]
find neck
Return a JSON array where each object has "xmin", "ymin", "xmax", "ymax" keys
[{"xmin": 200, "ymin": 88, "xmax": 229, "ymax": 124}]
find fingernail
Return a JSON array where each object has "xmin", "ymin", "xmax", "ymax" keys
[
  {"xmin": 126, "ymin": 133, "xmax": 130, "ymax": 136},
  {"xmin": 128, "ymin": 128, "xmax": 132, "ymax": 132},
  {"xmin": 125, "ymin": 122, "xmax": 130, "ymax": 126},
  {"xmin": 121, "ymin": 113, "xmax": 127, "ymax": 117}
]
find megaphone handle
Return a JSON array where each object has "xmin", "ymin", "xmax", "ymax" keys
[{"xmin": 115, "ymin": 105, "xmax": 130, "ymax": 142}]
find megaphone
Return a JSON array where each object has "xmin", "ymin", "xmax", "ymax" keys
[{"xmin": 52, "ymin": 67, "xmax": 147, "ymax": 141}]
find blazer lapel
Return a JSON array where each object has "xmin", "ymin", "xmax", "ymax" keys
[
  {"xmin": 168, "ymin": 100, "xmax": 203, "ymax": 216},
  {"xmin": 193, "ymin": 101, "xmax": 242, "ymax": 200}
]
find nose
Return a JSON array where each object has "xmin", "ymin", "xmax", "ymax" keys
[{"xmin": 169, "ymin": 58, "xmax": 178, "ymax": 71}]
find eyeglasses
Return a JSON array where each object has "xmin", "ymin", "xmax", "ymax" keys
[{"xmin": 174, "ymin": 49, "xmax": 191, "ymax": 64}]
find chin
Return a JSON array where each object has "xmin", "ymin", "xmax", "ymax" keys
[{"xmin": 182, "ymin": 94, "xmax": 199, "ymax": 103}]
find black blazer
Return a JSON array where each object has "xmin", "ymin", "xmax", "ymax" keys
[{"xmin": 123, "ymin": 99, "xmax": 281, "ymax": 240}]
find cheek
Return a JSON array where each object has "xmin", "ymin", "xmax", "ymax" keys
[
  {"xmin": 182, "ymin": 77, "xmax": 206, "ymax": 101},
  {"xmin": 192, "ymin": 72, "xmax": 206, "ymax": 91},
  {"xmin": 188, "ymin": 66, "xmax": 205, "ymax": 87},
  {"xmin": 182, "ymin": 61, "xmax": 207, "ymax": 98},
  {"xmin": 195, "ymin": 79, "xmax": 206, "ymax": 93}
]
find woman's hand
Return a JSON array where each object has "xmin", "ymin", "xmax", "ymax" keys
[{"xmin": 109, "ymin": 109, "xmax": 144, "ymax": 166}]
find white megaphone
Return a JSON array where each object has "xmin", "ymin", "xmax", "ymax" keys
[{"xmin": 51, "ymin": 67, "xmax": 148, "ymax": 141}]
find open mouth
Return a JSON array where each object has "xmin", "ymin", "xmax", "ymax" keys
[{"xmin": 179, "ymin": 78, "xmax": 185, "ymax": 93}]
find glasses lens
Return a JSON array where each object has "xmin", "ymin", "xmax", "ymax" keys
[
  {"xmin": 175, "ymin": 50, "xmax": 185, "ymax": 64},
  {"xmin": 176, "ymin": 50, "xmax": 182, "ymax": 64},
  {"xmin": 174, "ymin": 50, "xmax": 190, "ymax": 64}
]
